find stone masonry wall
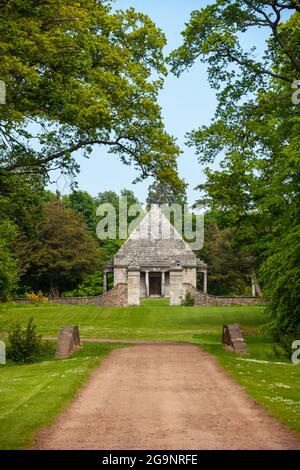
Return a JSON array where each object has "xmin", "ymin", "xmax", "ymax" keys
[
  {"xmin": 169, "ymin": 271, "xmax": 183, "ymax": 305},
  {"xmin": 13, "ymin": 283, "xmax": 128, "ymax": 308},
  {"xmin": 114, "ymin": 268, "xmax": 127, "ymax": 286},
  {"xmin": 182, "ymin": 268, "xmax": 197, "ymax": 288},
  {"xmin": 183, "ymin": 283, "xmax": 265, "ymax": 306}
]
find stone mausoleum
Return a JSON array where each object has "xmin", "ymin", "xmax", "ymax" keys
[{"xmin": 103, "ymin": 205, "xmax": 208, "ymax": 305}]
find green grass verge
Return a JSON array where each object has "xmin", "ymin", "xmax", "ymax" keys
[{"xmin": 0, "ymin": 342, "xmax": 126, "ymax": 450}]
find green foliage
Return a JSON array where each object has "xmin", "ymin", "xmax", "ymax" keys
[
  {"xmin": 0, "ymin": 220, "xmax": 19, "ymax": 299},
  {"xmin": 169, "ymin": 1, "xmax": 300, "ymax": 106},
  {"xmin": 20, "ymin": 198, "xmax": 102, "ymax": 296},
  {"xmin": 260, "ymin": 226, "xmax": 300, "ymax": 352},
  {"xmin": 181, "ymin": 291, "xmax": 195, "ymax": 307},
  {"xmin": 0, "ymin": 176, "xmax": 54, "ymax": 298},
  {"xmin": 146, "ymin": 180, "xmax": 187, "ymax": 206},
  {"xmin": 63, "ymin": 191, "xmax": 98, "ymax": 235},
  {"xmin": 0, "ymin": 173, "xmax": 47, "ymax": 237},
  {"xmin": 62, "ymin": 271, "xmax": 103, "ymax": 297},
  {"xmin": 199, "ymin": 220, "xmax": 253, "ymax": 296},
  {"xmin": 0, "ymin": 0, "xmax": 183, "ymax": 191},
  {"xmin": 6, "ymin": 317, "xmax": 46, "ymax": 363}
]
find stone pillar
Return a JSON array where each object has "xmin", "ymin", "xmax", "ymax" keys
[
  {"xmin": 103, "ymin": 272, "xmax": 107, "ymax": 293},
  {"xmin": 203, "ymin": 270, "xmax": 208, "ymax": 294},
  {"xmin": 169, "ymin": 270, "xmax": 183, "ymax": 305},
  {"xmin": 0, "ymin": 340, "xmax": 6, "ymax": 365},
  {"xmin": 145, "ymin": 271, "xmax": 149, "ymax": 298},
  {"xmin": 128, "ymin": 270, "xmax": 141, "ymax": 305},
  {"xmin": 161, "ymin": 271, "xmax": 165, "ymax": 297},
  {"xmin": 251, "ymin": 277, "xmax": 256, "ymax": 297}
]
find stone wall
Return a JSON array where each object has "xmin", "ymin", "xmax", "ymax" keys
[
  {"xmin": 13, "ymin": 283, "xmax": 128, "ymax": 308},
  {"xmin": 182, "ymin": 267, "xmax": 197, "ymax": 288},
  {"xmin": 114, "ymin": 268, "xmax": 127, "ymax": 286},
  {"xmin": 183, "ymin": 284, "xmax": 265, "ymax": 306}
]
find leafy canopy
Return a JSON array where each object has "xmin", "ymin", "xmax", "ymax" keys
[{"xmin": 0, "ymin": 0, "xmax": 183, "ymax": 191}]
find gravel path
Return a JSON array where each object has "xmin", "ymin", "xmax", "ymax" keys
[{"xmin": 34, "ymin": 344, "xmax": 300, "ymax": 450}]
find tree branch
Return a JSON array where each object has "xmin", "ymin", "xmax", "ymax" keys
[
  {"xmin": 227, "ymin": 52, "xmax": 292, "ymax": 83},
  {"xmin": 3, "ymin": 136, "xmax": 139, "ymax": 172}
]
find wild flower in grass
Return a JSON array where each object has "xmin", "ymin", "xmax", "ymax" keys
[
  {"xmin": 265, "ymin": 396, "xmax": 299, "ymax": 406},
  {"xmin": 238, "ymin": 358, "xmax": 292, "ymax": 366},
  {"xmin": 273, "ymin": 383, "xmax": 291, "ymax": 389}
]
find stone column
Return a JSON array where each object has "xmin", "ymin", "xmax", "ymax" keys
[
  {"xmin": 169, "ymin": 270, "xmax": 183, "ymax": 305},
  {"xmin": 0, "ymin": 340, "xmax": 6, "ymax": 365},
  {"xmin": 203, "ymin": 270, "xmax": 208, "ymax": 294},
  {"xmin": 161, "ymin": 271, "xmax": 165, "ymax": 297},
  {"xmin": 145, "ymin": 271, "xmax": 149, "ymax": 297},
  {"xmin": 251, "ymin": 277, "xmax": 256, "ymax": 297},
  {"xmin": 128, "ymin": 270, "xmax": 141, "ymax": 305},
  {"xmin": 103, "ymin": 272, "xmax": 107, "ymax": 293}
]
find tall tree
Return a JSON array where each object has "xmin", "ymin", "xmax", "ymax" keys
[
  {"xmin": 0, "ymin": 0, "xmax": 183, "ymax": 192},
  {"xmin": 20, "ymin": 198, "xmax": 101, "ymax": 296},
  {"xmin": 146, "ymin": 181, "xmax": 187, "ymax": 206},
  {"xmin": 0, "ymin": 220, "xmax": 19, "ymax": 299},
  {"xmin": 170, "ymin": 1, "xmax": 300, "ymax": 348},
  {"xmin": 63, "ymin": 190, "xmax": 97, "ymax": 235},
  {"xmin": 198, "ymin": 219, "xmax": 254, "ymax": 296}
]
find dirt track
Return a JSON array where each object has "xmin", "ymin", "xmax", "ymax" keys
[{"xmin": 34, "ymin": 344, "xmax": 300, "ymax": 450}]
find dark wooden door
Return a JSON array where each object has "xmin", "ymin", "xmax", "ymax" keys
[{"xmin": 149, "ymin": 276, "xmax": 161, "ymax": 296}]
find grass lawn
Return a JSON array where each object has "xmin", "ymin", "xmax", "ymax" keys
[
  {"xmin": 0, "ymin": 342, "xmax": 126, "ymax": 450},
  {"xmin": 0, "ymin": 299, "xmax": 299, "ymax": 447},
  {"xmin": 0, "ymin": 299, "xmax": 267, "ymax": 342}
]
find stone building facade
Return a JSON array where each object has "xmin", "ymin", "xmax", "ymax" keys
[{"xmin": 104, "ymin": 205, "xmax": 208, "ymax": 305}]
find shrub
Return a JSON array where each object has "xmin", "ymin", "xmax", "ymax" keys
[
  {"xmin": 259, "ymin": 226, "xmax": 300, "ymax": 354},
  {"xmin": 6, "ymin": 317, "xmax": 47, "ymax": 363},
  {"xmin": 0, "ymin": 221, "xmax": 19, "ymax": 300},
  {"xmin": 181, "ymin": 291, "xmax": 195, "ymax": 306},
  {"xmin": 25, "ymin": 290, "xmax": 48, "ymax": 304}
]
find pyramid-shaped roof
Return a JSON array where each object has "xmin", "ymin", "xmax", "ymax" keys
[{"xmin": 113, "ymin": 205, "xmax": 198, "ymax": 268}]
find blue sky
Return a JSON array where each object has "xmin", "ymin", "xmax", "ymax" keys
[{"xmin": 50, "ymin": 0, "xmax": 268, "ymax": 203}]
